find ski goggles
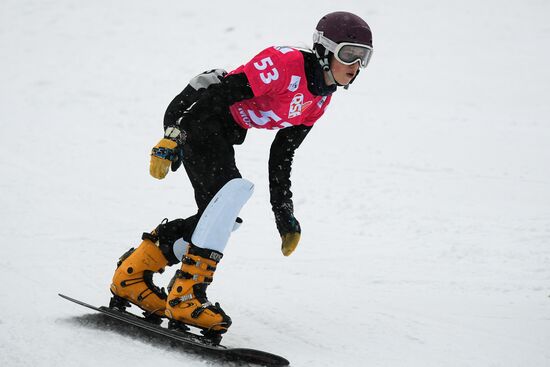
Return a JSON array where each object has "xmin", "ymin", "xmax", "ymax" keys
[{"xmin": 313, "ymin": 31, "xmax": 373, "ymax": 68}]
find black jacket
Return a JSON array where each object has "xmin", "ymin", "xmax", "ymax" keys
[{"xmin": 163, "ymin": 50, "xmax": 335, "ymax": 212}]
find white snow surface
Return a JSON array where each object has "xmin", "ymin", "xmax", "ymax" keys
[{"xmin": 1, "ymin": 0, "xmax": 549, "ymax": 366}]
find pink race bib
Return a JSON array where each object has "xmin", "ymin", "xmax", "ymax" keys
[{"xmin": 228, "ymin": 46, "xmax": 331, "ymax": 130}]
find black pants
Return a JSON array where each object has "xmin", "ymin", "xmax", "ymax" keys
[{"xmin": 175, "ymin": 111, "xmax": 247, "ymax": 242}]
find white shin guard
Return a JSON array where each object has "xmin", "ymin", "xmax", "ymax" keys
[{"xmin": 190, "ymin": 178, "xmax": 254, "ymax": 254}]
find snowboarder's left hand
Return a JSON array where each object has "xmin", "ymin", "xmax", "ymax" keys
[{"xmin": 274, "ymin": 205, "xmax": 301, "ymax": 256}]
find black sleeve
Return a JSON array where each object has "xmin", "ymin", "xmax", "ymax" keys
[
  {"xmin": 268, "ymin": 125, "xmax": 313, "ymax": 211},
  {"xmin": 163, "ymin": 72, "xmax": 254, "ymax": 130},
  {"xmin": 163, "ymin": 83, "xmax": 199, "ymax": 127}
]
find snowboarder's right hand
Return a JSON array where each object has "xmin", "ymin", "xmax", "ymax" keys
[
  {"xmin": 274, "ymin": 205, "xmax": 301, "ymax": 256},
  {"xmin": 150, "ymin": 138, "xmax": 178, "ymax": 179},
  {"xmin": 150, "ymin": 126, "xmax": 186, "ymax": 179}
]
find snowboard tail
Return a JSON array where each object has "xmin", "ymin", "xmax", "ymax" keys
[{"xmin": 59, "ymin": 293, "xmax": 289, "ymax": 366}]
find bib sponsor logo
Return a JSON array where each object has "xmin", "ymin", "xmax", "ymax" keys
[
  {"xmin": 288, "ymin": 94, "xmax": 313, "ymax": 119},
  {"xmin": 317, "ymin": 96, "xmax": 328, "ymax": 108},
  {"xmin": 237, "ymin": 107, "xmax": 252, "ymax": 127},
  {"xmin": 288, "ymin": 94, "xmax": 304, "ymax": 118},
  {"xmin": 288, "ymin": 75, "xmax": 301, "ymax": 92}
]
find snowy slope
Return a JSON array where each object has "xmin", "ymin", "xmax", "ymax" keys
[{"xmin": 1, "ymin": 0, "xmax": 549, "ymax": 366}]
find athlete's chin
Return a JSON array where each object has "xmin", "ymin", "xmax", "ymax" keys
[{"xmin": 335, "ymin": 76, "xmax": 354, "ymax": 85}]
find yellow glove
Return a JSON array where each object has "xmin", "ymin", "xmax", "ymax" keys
[
  {"xmin": 281, "ymin": 232, "xmax": 301, "ymax": 256},
  {"xmin": 149, "ymin": 138, "xmax": 178, "ymax": 179},
  {"xmin": 274, "ymin": 205, "xmax": 301, "ymax": 256}
]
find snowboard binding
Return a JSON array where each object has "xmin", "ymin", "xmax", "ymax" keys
[
  {"xmin": 167, "ymin": 319, "xmax": 224, "ymax": 346},
  {"xmin": 108, "ymin": 293, "xmax": 164, "ymax": 325}
]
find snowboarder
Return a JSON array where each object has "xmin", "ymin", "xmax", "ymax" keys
[{"xmin": 109, "ymin": 11, "xmax": 373, "ymax": 341}]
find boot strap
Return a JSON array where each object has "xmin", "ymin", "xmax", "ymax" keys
[
  {"xmin": 173, "ymin": 269, "xmax": 213, "ymax": 284},
  {"xmin": 168, "ymin": 293, "xmax": 194, "ymax": 307},
  {"xmin": 191, "ymin": 301, "xmax": 213, "ymax": 319},
  {"xmin": 187, "ymin": 244, "xmax": 223, "ymax": 263},
  {"xmin": 182, "ymin": 257, "xmax": 217, "ymax": 272},
  {"xmin": 142, "ymin": 231, "xmax": 159, "ymax": 242}
]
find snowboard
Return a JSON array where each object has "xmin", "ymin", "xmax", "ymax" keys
[{"xmin": 59, "ymin": 293, "xmax": 290, "ymax": 366}]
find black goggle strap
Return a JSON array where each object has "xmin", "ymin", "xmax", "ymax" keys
[{"xmin": 313, "ymin": 40, "xmax": 337, "ymax": 86}]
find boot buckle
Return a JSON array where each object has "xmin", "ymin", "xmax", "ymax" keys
[{"xmin": 168, "ymin": 293, "xmax": 194, "ymax": 307}]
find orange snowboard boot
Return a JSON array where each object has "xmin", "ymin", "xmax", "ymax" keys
[
  {"xmin": 110, "ymin": 230, "xmax": 170, "ymax": 321},
  {"xmin": 165, "ymin": 244, "xmax": 231, "ymax": 341}
]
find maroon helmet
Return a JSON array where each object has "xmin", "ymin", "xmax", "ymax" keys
[{"xmin": 313, "ymin": 11, "xmax": 373, "ymax": 70}]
